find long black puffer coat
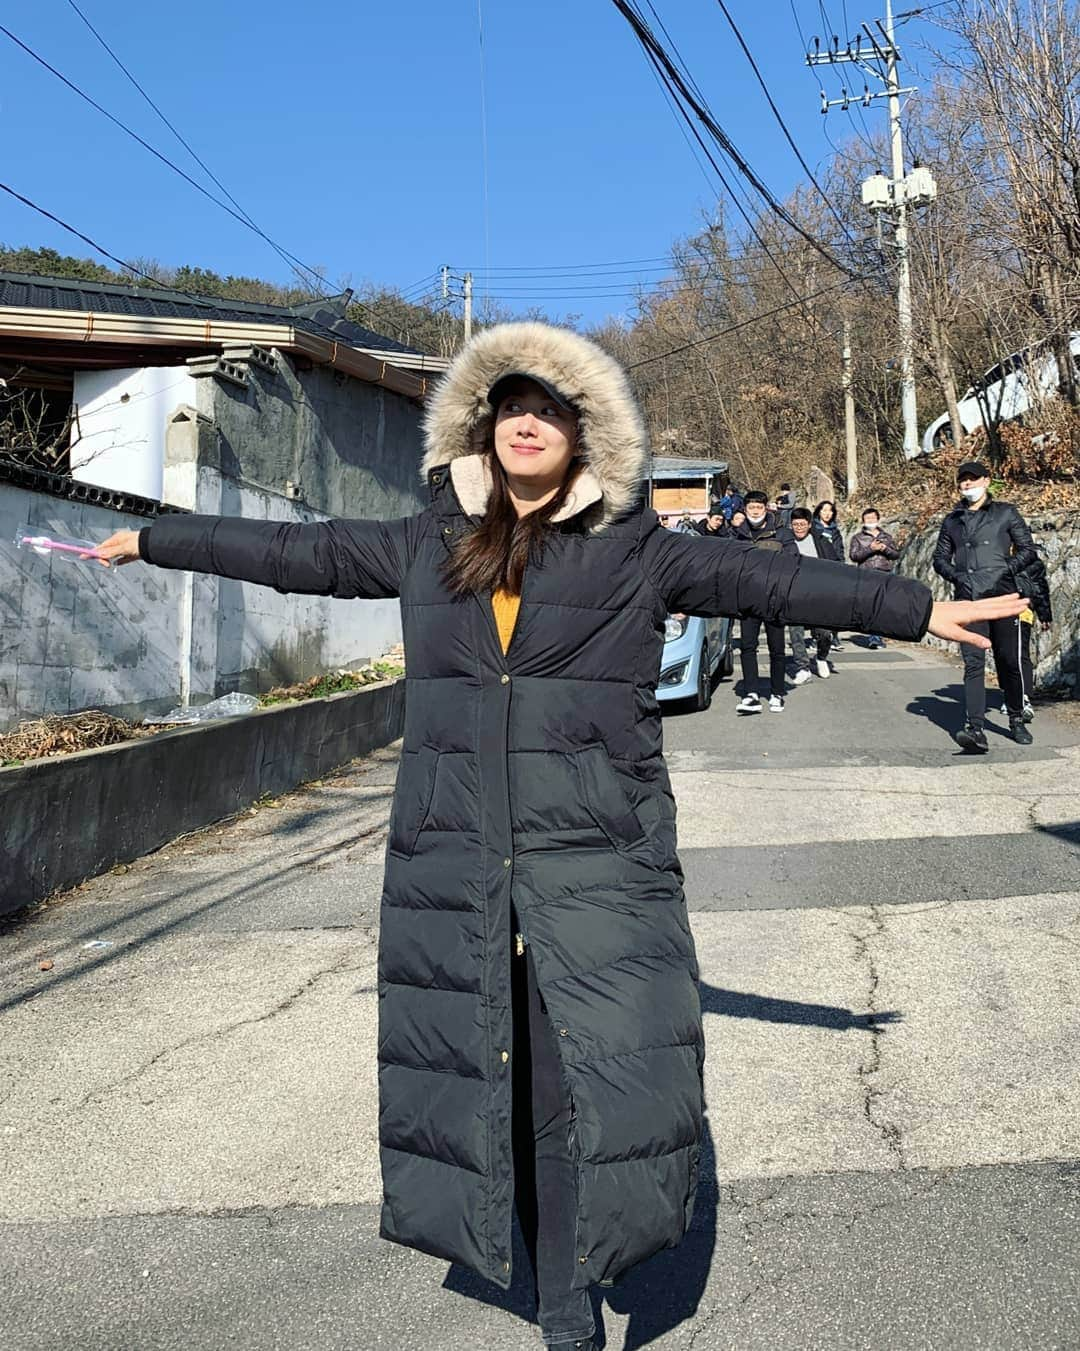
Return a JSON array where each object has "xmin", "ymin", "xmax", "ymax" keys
[{"xmin": 139, "ymin": 323, "xmax": 934, "ymax": 1292}]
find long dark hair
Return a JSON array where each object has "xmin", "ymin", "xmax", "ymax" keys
[
  {"xmin": 444, "ymin": 446, "xmax": 582, "ymax": 597},
  {"xmin": 812, "ymin": 499, "xmax": 838, "ymax": 526}
]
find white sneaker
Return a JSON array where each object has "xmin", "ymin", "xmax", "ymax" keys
[
  {"xmin": 736, "ymin": 693, "xmax": 762, "ymax": 714},
  {"xmin": 768, "ymin": 695, "xmax": 785, "ymax": 712},
  {"xmin": 792, "ymin": 668, "xmax": 813, "ymax": 686},
  {"xmin": 815, "ymin": 659, "xmax": 831, "ymax": 679},
  {"xmin": 832, "ymin": 639, "xmax": 843, "ymax": 651}
]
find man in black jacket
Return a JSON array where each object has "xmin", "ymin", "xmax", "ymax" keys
[
  {"xmin": 732, "ymin": 491, "xmax": 796, "ymax": 713},
  {"xmin": 933, "ymin": 461, "xmax": 1038, "ymax": 752}
]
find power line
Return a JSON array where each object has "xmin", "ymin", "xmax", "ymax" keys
[
  {"xmin": 712, "ymin": 0, "xmax": 862, "ymax": 252},
  {"xmin": 618, "ymin": 3, "xmax": 838, "ymax": 330},
  {"xmin": 459, "ymin": 255, "xmax": 674, "ymax": 274},
  {"xmin": 0, "ymin": 21, "xmax": 330, "ymax": 299},
  {"xmin": 476, "ymin": 0, "xmax": 491, "ymax": 308},
  {"xmin": 0, "ymin": 179, "xmax": 250, "ymax": 305},
  {"xmin": 62, "ymin": 0, "xmax": 309, "ymax": 293},
  {"xmin": 627, "ymin": 271, "xmax": 876, "ymax": 370},
  {"xmin": 611, "ymin": 1, "xmax": 859, "ymax": 279}
]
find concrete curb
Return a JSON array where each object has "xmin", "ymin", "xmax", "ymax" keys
[{"xmin": 0, "ymin": 679, "xmax": 405, "ymax": 917}]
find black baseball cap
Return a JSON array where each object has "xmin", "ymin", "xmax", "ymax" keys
[
  {"xmin": 956, "ymin": 460, "xmax": 991, "ymax": 482},
  {"xmin": 487, "ymin": 372, "xmax": 575, "ymax": 412}
]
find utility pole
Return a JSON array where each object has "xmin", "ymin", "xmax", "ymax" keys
[
  {"xmin": 463, "ymin": 272, "xmax": 473, "ymax": 345},
  {"xmin": 843, "ymin": 319, "xmax": 858, "ymax": 495},
  {"xmin": 883, "ymin": 0, "xmax": 916, "ymax": 459},
  {"xmin": 806, "ymin": 1, "xmax": 935, "ymax": 460}
]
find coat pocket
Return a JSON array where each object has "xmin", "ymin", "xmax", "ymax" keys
[
  {"xmin": 574, "ymin": 743, "xmax": 648, "ymax": 850},
  {"xmin": 388, "ymin": 744, "xmax": 441, "ymax": 858}
]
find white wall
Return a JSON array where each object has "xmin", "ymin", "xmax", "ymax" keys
[{"xmin": 71, "ymin": 367, "xmax": 197, "ymax": 501}]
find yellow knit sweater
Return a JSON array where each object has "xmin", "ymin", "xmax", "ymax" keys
[{"xmin": 492, "ymin": 587, "xmax": 521, "ymax": 655}]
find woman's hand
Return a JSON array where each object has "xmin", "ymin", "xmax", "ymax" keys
[
  {"xmin": 96, "ymin": 529, "xmax": 143, "ymax": 568},
  {"xmin": 928, "ymin": 594, "xmax": 1027, "ymax": 649}
]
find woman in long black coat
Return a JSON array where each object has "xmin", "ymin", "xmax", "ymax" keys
[{"xmin": 100, "ymin": 323, "xmax": 1024, "ymax": 1351}]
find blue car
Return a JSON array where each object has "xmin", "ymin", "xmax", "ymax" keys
[{"xmin": 657, "ymin": 613, "xmax": 734, "ymax": 711}]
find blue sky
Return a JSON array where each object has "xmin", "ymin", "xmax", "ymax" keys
[{"xmin": 0, "ymin": 1, "xmax": 944, "ymax": 328}]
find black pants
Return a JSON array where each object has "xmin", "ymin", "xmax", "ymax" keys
[
  {"xmin": 511, "ymin": 935, "xmax": 594, "ymax": 1346},
  {"xmin": 962, "ymin": 616, "xmax": 1024, "ymax": 727},
  {"xmin": 739, "ymin": 617, "xmax": 786, "ymax": 698}
]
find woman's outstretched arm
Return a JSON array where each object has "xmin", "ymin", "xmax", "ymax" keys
[
  {"xmin": 97, "ymin": 513, "xmax": 418, "ymax": 600},
  {"xmin": 639, "ymin": 517, "xmax": 1025, "ymax": 651}
]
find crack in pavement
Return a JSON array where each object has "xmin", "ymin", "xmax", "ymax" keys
[
  {"xmin": 76, "ymin": 950, "xmax": 376, "ymax": 1111},
  {"xmin": 851, "ymin": 906, "xmax": 906, "ymax": 1170}
]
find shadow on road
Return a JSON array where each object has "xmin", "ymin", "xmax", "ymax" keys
[
  {"xmin": 1035, "ymin": 820, "xmax": 1080, "ymax": 850},
  {"xmin": 445, "ymin": 981, "xmax": 902, "ymax": 1349},
  {"xmin": 0, "ymin": 793, "xmax": 392, "ymax": 1011},
  {"xmin": 905, "ymin": 684, "xmax": 966, "ymax": 736}
]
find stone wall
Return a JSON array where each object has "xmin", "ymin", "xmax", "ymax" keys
[
  {"xmin": 892, "ymin": 509, "xmax": 1080, "ymax": 698},
  {"xmin": 0, "ymin": 475, "xmax": 405, "ymax": 730},
  {"xmin": 197, "ymin": 353, "xmax": 426, "ymax": 520}
]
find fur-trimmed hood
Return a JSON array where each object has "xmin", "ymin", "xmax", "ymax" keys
[{"xmin": 421, "ymin": 322, "xmax": 649, "ymax": 532}]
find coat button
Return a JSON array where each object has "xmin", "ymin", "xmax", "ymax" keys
[
  {"xmin": 559, "ymin": 1028, "xmax": 569, "ymax": 1037},
  {"xmin": 500, "ymin": 1050, "xmax": 509, "ymax": 1063},
  {"xmin": 500, "ymin": 673, "xmax": 510, "ymax": 685},
  {"xmin": 443, "ymin": 525, "xmax": 453, "ymax": 536},
  {"xmin": 579, "ymin": 1255, "xmax": 587, "ymax": 1265},
  {"xmin": 503, "ymin": 857, "xmax": 512, "ymax": 868},
  {"xmin": 503, "ymin": 1261, "xmax": 510, "ymax": 1274}
]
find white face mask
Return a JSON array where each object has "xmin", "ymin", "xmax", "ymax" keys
[{"xmin": 960, "ymin": 486, "xmax": 986, "ymax": 502}]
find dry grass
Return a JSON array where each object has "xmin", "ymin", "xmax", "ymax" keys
[
  {"xmin": 847, "ymin": 430, "xmax": 1080, "ymax": 533},
  {"xmin": 259, "ymin": 660, "xmax": 405, "ymax": 706},
  {"xmin": 0, "ymin": 711, "xmax": 150, "ymax": 766}
]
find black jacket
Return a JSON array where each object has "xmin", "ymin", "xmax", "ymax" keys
[
  {"xmin": 138, "ymin": 487, "xmax": 933, "ymax": 1293},
  {"xmin": 802, "ymin": 530, "xmax": 839, "ymax": 562},
  {"xmin": 732, "ymin": 510, "xmax": 796, "ymax": 554},
  {"xmin": 811, "ymin": 519, "xmax": 845, "ymax": 563},
  {"xmin": 932, "ymin": 497, "xmax": 1038, "ymax": 601},
  {"xmin": 1013, "ymin": 549, "xmax": 1053, "ymax": 623}
]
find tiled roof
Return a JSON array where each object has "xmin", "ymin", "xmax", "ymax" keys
[{"xmin": 0, "ymin": 271, "xmax": 422, "ymax": 356}]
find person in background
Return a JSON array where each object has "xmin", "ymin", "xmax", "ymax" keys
[
  {"xmin": 849, "ymin": 508, "xmax": 901, "ymax": 649},
  {"xmin": 1004, "ymin": 547, "xmax": 1052, "ymax": 722},
  {"xmin": 732, "ymin": 492, "xmax": 795, "ymax": 713},
  {"xmin": 699, "ymin": 511, "xmax": 727, "ymax": 537},
  {"xmin": 812, "ymin": 500, "xmax": 846, "ymax": 650},
  {"xmin": 776, "ymin": 483, "xmax": 798, "ymax": 525},
  {"xmin": 933, "ymin": 461, "xmax": 1037, "ymax": 752},
  {"xmin": 674, "ymin": 513, "xmax": 698, "ymax": 535},
  {"xmin": 788, "ymin": 508, "xmax": 839, "ymax": 682},
  {"xmin": 714, "ymin": 484, "xmax": 744, "ymax": 521}
]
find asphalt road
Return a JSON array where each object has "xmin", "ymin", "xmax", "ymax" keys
[{"xmin": 2, "ymin": 639, "xmax": 1078, "ymax": 1350}]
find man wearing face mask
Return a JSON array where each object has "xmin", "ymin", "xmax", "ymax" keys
[
  {"xmin": 732, "ymin": 491, "xmax": 796, "ymax": 713},
  {"xmin": 933, "ymin": 461, "xmax": 1038, "ymax": 752}
]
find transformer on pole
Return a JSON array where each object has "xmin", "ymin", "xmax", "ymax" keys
[{"xmin": 807, "ymin": 0, "xmax": 936, "ymax": 460}]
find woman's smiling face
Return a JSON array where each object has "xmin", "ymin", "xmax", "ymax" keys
[{"xmin": 492, "ymin": 379, "xmax": 578, "ymax": 488}]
